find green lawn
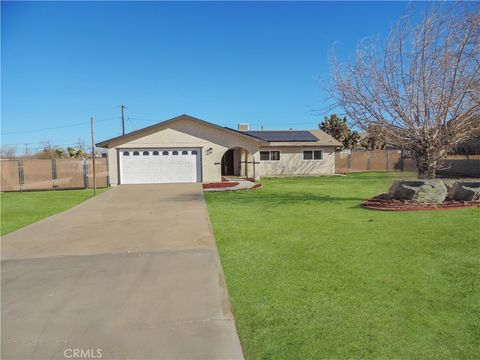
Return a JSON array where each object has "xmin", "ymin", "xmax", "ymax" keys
[
  {"xmin": 1, "ymin": 188, "xmax": 108, "ymax": 236},
  {"xmin": 205, "ymin": 172, "xmax": 480, "ymax": 359}
]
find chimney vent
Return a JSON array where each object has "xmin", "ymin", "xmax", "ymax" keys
[{"xmin": 238, "ymin": 123, "xmax": 249, "ymax": 131}]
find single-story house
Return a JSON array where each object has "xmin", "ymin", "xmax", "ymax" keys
[{"xmin": 96, "ymin": 114, "xmax": 342, "ymax": 184}]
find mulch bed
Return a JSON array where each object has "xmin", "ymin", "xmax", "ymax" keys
[
  {"xmin": 363, "ymin": 194, "xmax": 480, "ymax": 211},
  {"xmin": 202, "ymin": 182, "xmax": 239, "ymax": 189}
]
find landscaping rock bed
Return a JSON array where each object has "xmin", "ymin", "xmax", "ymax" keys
[
  {"xmin": 363, "ymin": 179, "xmax": 480, "ymax": 211},
  {"xmin": 363, "ymin": 195, "xmax": 480, "ymax": 211},
  {"xmin": 388, "ymin": 179, "xmax": 448, "ymax": 203}
]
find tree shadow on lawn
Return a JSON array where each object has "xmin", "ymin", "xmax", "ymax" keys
[
  {"xmin": 214, "ymin": 191, "xmax": 366, "ymax": 207},
  {"xmin": 263, "ymin": 172, "xmax": 415, "ymax": 182}
]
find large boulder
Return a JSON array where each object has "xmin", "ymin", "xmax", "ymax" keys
[
  {"xmin": 447, "ymin": 181, "xmax": 480, "ymax": 201},
  {"xmin": 388, "ymin": 180, "xmax": 448, "ymax": 203}
]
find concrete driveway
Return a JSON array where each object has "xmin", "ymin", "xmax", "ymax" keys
[{"xmin": 2, "ymin": 184, "xmax": 244, "ymax": 360}]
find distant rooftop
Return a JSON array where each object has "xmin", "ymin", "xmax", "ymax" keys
[{"xmin": 242, "ymin": 130, "xmax": 319, "ymax": 142}]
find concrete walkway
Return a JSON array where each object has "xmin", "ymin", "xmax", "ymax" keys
[
  {"xmin": 1, "ymin": 184, "xmax": 244, "ymax": 360},
  {"xmin": 204, "ymin": 179, "xmax": 258, "ymax": 192}
]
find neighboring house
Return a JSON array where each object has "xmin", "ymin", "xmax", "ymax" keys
[{"xmin": 96, "ymin": 114, "xmax": 342, "ymax": 184}]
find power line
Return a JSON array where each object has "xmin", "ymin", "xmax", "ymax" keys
[
  {"xmin": 1, "ymin": 116, "xmax": 120, "ymax": 135},
  {"xmin": 7, "ymin": 142, "xmax": 88, "ymax": 151},
  {"xmin": 128, "ymin": 117, "xmax": 160, "ymax": 122},
  {"xmin": 127, "ymin": 117, "xmax": 138, "ymax": 130},
  {"xmin": 3, "ymin": 140, "xmax": 84, "ymax": 148}
]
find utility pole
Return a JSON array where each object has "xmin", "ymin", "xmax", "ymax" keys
[
  {"xmin": 121, "ymin": 105, "xmax": 127, "ymax": 135},
  {"xmin": 90, "ymin": 116, "xmax": 96, "ymax": 196},
  {"xmin": 24, "ymin": 143, "xmax": 29, "ymax": 157}
]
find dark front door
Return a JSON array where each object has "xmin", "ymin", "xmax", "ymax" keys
[{"xmin": 221, "ymin": 149, "xmax": 235, "ymax": 176}]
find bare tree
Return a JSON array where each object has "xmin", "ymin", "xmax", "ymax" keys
[
  {"xmin": 331, "ymin": 3, "xmax": 480, "ymax": 178},
  {"xmin": 0, "ymin": 145, "xmax": 17, "ymax": 159},
  {"xmin": 34, "ymin": 140, "xmax": 65, "ymax": 159},
  {"xmin": 76, "ymin": 138, "xmax": 86, "ymax": 152}
]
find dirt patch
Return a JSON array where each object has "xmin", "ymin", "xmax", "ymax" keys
[
  {"xmin": 363, "ymin": 194, "xmax": 480, "ymax": 211},
  {"xmin": 202, "ymin": 182, "xmax": 239, "ymax": 189}
]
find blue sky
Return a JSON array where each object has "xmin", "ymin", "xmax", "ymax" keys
[{"xmin": 2, "ymin": 1, "xmax": 410, "ymax": 153}]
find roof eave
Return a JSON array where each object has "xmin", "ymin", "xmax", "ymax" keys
[
  {"xmin": 262, "ymin": 142, "xmax": 342, "ymax": 147},
  {"xmin": 95, "ymin": 114, "xmax": 268, "ymax": 148}
]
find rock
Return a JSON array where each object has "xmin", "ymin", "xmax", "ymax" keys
[
  {"xmin": 388, "ymin": 180, "xmax": 448, "ymax": 203},
  {"xmin": 442, "ymin": 179, "xmax": 457, "ymax": 193},
  {"xmin": 416, "ymin": 181, "xmax": 449, "ymax": 203},
  {"xmin": 447, "ymin": 181, "xmax": 480, "ymax": 201},
  {"xmin": 388, "ymin": 180, "xmax": 423, "ymax": 200}
]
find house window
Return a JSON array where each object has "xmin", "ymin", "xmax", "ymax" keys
[
  {"xmin": 152, "ymin": 151, "xmax": 159, "ymax": 155},
  {"xmin": 260, "ymin": 151, "xmax": 281, "ymax": 161},
  {"xmin": 260, "ymin": 151, "xmax": 270, "ymax": 161},
  {"xmin": 303, "ymin": 150, "xmax": 323, "ymax": 160},
  {"xmin": 123, "ymin": 151, "xmax": 130, "ymax": 156},
  {"xmin": 172, "ymin": 151, "xmax": 179, "ymax": 155},
  {"xmin": 133, "ymin": 151, "xmax": 140, "ymax": 156},
  {"xmin": 182, "ymin": 150, "xmax": 188, "ymax": 155},
  {"xmin": 270, "ymin": 151, "xmax": 280, "ymax": 161},
  {"xmin": 303, "ymin": 151, "xmax": 313, "ymax": 160},
  {"xmin": 143, "ymin": 151, "xmax": 149, "ymax": 155},
  {"xmin": 162, "ymin": 151, "xmax": 169, "ymax": 155}
]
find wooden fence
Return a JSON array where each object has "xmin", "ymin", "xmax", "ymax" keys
[
  {"xmin": 335, "ymin": 150, "xmax": 416, "ymax": 173},
  {"xmin": 335, "ymin": 150, "xmax": 480, "ymax": 177},
  {"xmin": 1, "ymin": 158, "xmax": 109, "ymax": 192}
]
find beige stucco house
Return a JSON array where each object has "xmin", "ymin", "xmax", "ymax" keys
[{"xmin": 96, "ymin": 114, "xmax": 341, "ymax": 184}]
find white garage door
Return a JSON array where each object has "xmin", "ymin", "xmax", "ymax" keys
[{"xmin": 120, "ymin": 149, "xmax": 201, "ymax": 184}]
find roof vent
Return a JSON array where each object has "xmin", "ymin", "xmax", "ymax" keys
[{"xmin": 238, "ymin": 123, "xmax": 249, "ymax": 131}]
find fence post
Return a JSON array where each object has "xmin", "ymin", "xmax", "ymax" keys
[
  {"xmin": 18, "ymin": 159, "xmax": 24, "ymax": 192},
  {"xmin": 82, "ymin": 158, "xmax": 89, "ymax": 188},
  {"xmin": 348, "ymin": 151, "xmax": 352, "ymax": 173},
  {"xmin": 386, "ymin": 150, "xmax": 390, "ymax": 171},
  {"xmin": 51, "ymin": 158, "xmax": 57, "ymax": 190},
  {"xmin": 367, "ymin": 151, "xmax": 371, "ymax": 171}
]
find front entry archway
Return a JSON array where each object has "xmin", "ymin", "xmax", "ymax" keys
[
  {"xmin": 220, "ymin": 147, "xmax": 255, "ymax": 179},
  {"xmin": 221, "ymin": 149, "xmax": 235, "ymax": 176}
]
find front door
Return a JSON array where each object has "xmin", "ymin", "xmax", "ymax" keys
[{"xmin": 221, "ymin": 149, "xmax": 235, "ymax": 176}]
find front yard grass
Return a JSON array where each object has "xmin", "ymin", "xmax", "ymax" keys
[
  {"xmin": 1, "ymin": 188, "xmax": 108, "ymax": 236},
  {"xmin": 205, "ymin": 172, "xmax": 480, "ymax": 359}
]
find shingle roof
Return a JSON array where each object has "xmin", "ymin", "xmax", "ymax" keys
[
  {"xmin": 96, "ymin": 114, "xmax": 267, "ymax": 147},
  {"xmin": 308, "ymin": 130, "xmax": 343, "ymax": 147},
  {"xmin": 95, "ymin": 113, "xmax": 343, "ymax": 148},
  {"xmin": 243, "ymin": 130, "xmax": 319, "ymax": 142}
]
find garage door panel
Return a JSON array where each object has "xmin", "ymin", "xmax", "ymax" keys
[{"xmin": 120, "ymin": 149, "xmax": 201, "ymax": 184}]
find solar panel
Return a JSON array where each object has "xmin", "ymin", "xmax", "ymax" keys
[{"xmin": 243, "ymin": 130, "xmax": 318, "ymax": 142}]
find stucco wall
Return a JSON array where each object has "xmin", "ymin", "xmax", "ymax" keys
[
  {"xmin": 106, "ymin": 118, "xmax": 262, "ymax": 184},
  {"xmin": 231, "ymin": 147, "xmax": 255, "ymax": 178},
  {"xmin": 259, "ymin": 146, "xmax": 336, "ymax": 176}
]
